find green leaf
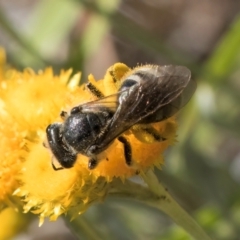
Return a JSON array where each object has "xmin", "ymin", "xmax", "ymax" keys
[
  {"xmin": 203, "ymin": 15, "xmax": 240, "ymax": 84},
  {"xmin": 26, "ymin": 0, "xmax": 80, "ymax": 58}
]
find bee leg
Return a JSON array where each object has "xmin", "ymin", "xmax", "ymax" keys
[
  {"xmin": 143, "ymin": 126, "xmax": 166, "ymax": 141},
  {"xmin": 52, "ymin": 162, "xmax": 64, "ymax": 171},
  {"xmin": 108, "ymin": 70, "xmax": 117, "ymax": 83},
  {"xmin": 85, "ymin": 82, "xmax": 104, "ymax": 99},
  {"xmin": 132, "ymin": 125, "xmax": 166, "ymax": 143},
  {"xmin": 118, "ymin": 136, "xmax": 132, "ymax": 166},
  {"xmin": 88, "ymin": 158, "xmax": 98, "ymax": 169},
  {"xmin": 60, "ymin": 110, "xmax": 68, "ymax": 120}
]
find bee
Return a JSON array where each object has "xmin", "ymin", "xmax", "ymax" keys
[{"xmin": 46, "ymin": 64, "xmax": 196, "ymax": 170}]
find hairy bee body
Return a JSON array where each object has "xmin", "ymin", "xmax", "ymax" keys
[{"xmin": 46, "ymin": 64, "xmax": 196, "ymax": 170}]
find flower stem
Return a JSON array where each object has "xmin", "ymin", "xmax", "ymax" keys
[
  {"xmin": 141, "ymin": 169, "xmax": 212, "ymax": 240},
  {"xmin": 64, "ymin": 215, "xmax": 103, "ymax": 240}
]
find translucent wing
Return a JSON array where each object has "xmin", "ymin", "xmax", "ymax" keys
[
  {"xmin": 71, "ymin": 92, "xmax": 123, "ymax": 113},
  {"xmin": 91, "ymin": 65, "xmax": 196, "ymax": 153}
]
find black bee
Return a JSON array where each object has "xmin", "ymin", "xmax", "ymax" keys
[{"xmin": 46, "ymin": 65, "xmax": 196, "ymax": 170}]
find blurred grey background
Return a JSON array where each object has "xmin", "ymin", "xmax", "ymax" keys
[{"xmin": 1, "ymin": 0, "xmax": 240, "ymax": 239}]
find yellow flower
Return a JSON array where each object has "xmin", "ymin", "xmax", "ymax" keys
[
  {"xmin": 0, "ymin": 52, "xmax": 177, "ymax": 224},
  {"xmin": 0, "ymin": 110, "xmax": 26, "ymax": 210},
  {"xmin": 16, "ymin": 143, "xmax": 109, "ymax": 225},
  {"xmin": 0, "ymin": 50, "xmax": 26, "ymax": 209},
  {"xmin": 0, "ymin": 208, "xmax": 31, "ymax": 240}
]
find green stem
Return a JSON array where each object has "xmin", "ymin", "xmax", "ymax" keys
[
  {"xmin": 141, "ymin": 170, "xmax": 212, "ymax": 240},
  {"xmin": 109, "ymin": 178, "xmax": 158, "ymax": 201},
  {"xmin": 109, "ymin": 175, "xmax": 211, "ymax": 239},
  {"xmin": 64, "ymin": 215, "xmax": 103, "ymax": 240}
]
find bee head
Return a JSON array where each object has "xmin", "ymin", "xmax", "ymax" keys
[{"xmin": 46, "ymin": 123, "xmax": 77, "ymax": 170}]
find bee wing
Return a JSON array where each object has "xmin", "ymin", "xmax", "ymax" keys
[
  {"xmin": 93, "ymin": 65, "xmax": 195, "ymax": 148},
  {"xmin": 142, "ymin": 71, "xmax": 196, "ymax": 123},
  {"xmin": 75, "ymin": 93, "xmax": 122, "ymax": 113}
]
